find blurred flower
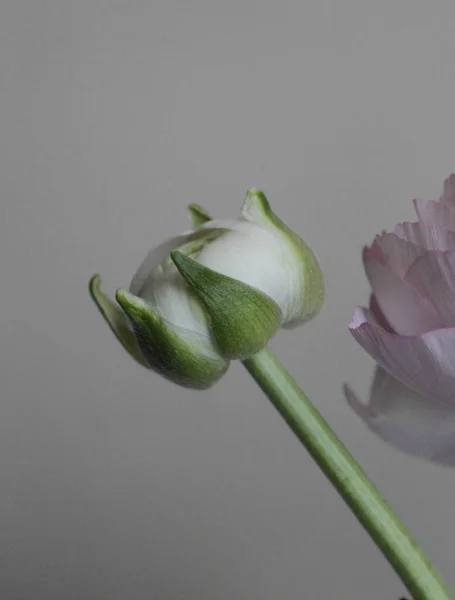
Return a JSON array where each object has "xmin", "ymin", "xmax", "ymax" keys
[
  {"xmin": 90, "ymin": 189, "xmax": 324, "ymax": 389},
  {"xmin": 350, "ymin": 174, "xmax": 455, "ymax": 405},
  {"xmin": 345, "ymin": 366, "xmax": 455, "ymax": 466}
]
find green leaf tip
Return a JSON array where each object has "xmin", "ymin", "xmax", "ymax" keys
[
  {"xmin": 170, "ymin": 251, "xmax": 282, "ymax": 360},
  {"xmin": 187, "ymin": 203, "xmax": 212, "ymax": 228},
  {"xmin": 88, "ymin": 274, "xmax": 148, "ymax": 367},
  {"xmin": 115, "ymin": 288, "xmax": 229, "ymax": 389}
]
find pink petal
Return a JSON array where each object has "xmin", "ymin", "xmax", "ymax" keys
[
  {"xmin": 369, "ymin": 293, "xmax": 394, "ymax": 333},
  {"xmin": 362, "ymin": 242, "xmax": 386, "ymax": 270},
  {"xmin": 440, "ymin": 173, "xmax": 455, "ymax": 208},
  {"xmin": 363, "ymin": 259, "xmax": 442, "ymax": 335},
  {"xmin": 414, "ymin": 199, "xmax": 455, "ymax": 230},
  {"xmin": 371, "ymin": 232, "xmax": 425, "ymax": 278},
  {"xmin": 344, "ymin": 366, "xmax": 455, "ymax": 466},
  {"xmin": 405, "ymin": 250, "xmax": 455, "ymax": 328},
  {"xmin": 349, "ymin": 307, "xmax": 455, "ymax": 406},
  {"xmin": 395, "ymin": 221, "xmax": 455, "ymax": 251}
]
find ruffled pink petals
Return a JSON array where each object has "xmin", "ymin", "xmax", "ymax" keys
[
  {"xmin": 371, "ymin": 232, "xmax": 425, "ymax": 277},
  {"xmin": 414, "ymin": 199, "xmax": 455, "ymax": 230},
  {"xmin": 395, "ymin": 221, "xmax": 455, "ymax": 251},
  {"xmin": 351, "ymin": 175, "xmax": 455, "ymax": 413},
  {"xmin": 362, "ymin": 242, "xmax": 385, "ymax": 269},
  {"xmin": 405, "ymin": 250, "xmax": 455, "ymax": 328},
  {"xmin": 344, "ymin": 366, "xmax": 455, "ymax": 466},
  {"xmin": 349, "ymin": 307, "xmax": 455, "ymax": 406},
  {"xmin": 440, "ymin": 173, "xmax": 455, "ymax": 207},
  {"xmin": 369, "ymin": 293, "xmax": 394, "ymax": 333},
  {"xmin": 363, "ymin": 259, "xmax": 442, "ymax": 335}
]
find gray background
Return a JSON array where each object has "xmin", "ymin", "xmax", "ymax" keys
[{"xmin": 1, "ymin": 1, "xmax": 455, "ymax": 598}]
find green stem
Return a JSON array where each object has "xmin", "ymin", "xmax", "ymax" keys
[{"xmin": 243, "ymin": 346, "xmax": 453, "ymax": 600}]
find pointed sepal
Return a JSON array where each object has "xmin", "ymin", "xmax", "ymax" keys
[
  {"xmin": 187, "ymin": 204, "xmax": 212, "ymax": 228},
  {"xmin": 89, "ymin": 274, "xmax": 148, "ymax": 367},
  {"xmin": 170, "ymin": 251, "xmax": 282, "ymax": 360},
  {"xmin": 115, "ymin": 289, "xmax": 229, "ymax": 389},
  {"xmin": 242, "ymin": 188, "xmax": 324, "ymax": 327}
]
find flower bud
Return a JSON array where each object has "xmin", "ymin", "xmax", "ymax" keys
[{"xmin": 89, "ymin": 189, "xmax": 324, "ymax": 388}]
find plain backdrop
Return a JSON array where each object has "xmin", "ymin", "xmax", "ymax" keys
[{"xmin": 2, "ymin": 1, "xmax": 455, "ymax": 599}]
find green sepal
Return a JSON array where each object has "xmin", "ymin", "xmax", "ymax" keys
[
  {"xmin": 89, "ymin": 274, "xmax": 148, "ymax": 367},
  {"xmin": 243, "ymin": 188, "xmax": 324, "ymax": 327},
  {"xmin": 170, "ymin": 251, "xmax": 282, "ymax": 360},
  {"xmin": 115, "ymin": 289, "xmax": 229, "ymax": 389},
  {"xmin": 187, "ymin": 204, "xmax": 212, "ymax": 228}
]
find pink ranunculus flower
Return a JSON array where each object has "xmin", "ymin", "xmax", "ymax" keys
[{"xmin": 350, "ymin": 174, "xmax": 455, "ymax": 406}]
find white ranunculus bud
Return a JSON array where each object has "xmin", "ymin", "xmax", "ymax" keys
[{"xmin": 89, "ymin": 189, "xmax": 324, "ymax": 389}]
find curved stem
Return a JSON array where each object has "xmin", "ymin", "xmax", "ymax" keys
[{"xmin": 243, "ymin": 347, "xmax": 453, "ymax": 600}]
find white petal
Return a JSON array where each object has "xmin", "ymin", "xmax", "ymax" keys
[
  {"xmin": 130, "ymin": 232, "xmax": 194, "ymax": 296},
  {"xmin": 130, "ymin": 226, "xmax": 229, "ymax": 297},
  {"xmin": 194, "ymin": 222, "xmax": 289, "ymax": 318},
  {"xmin": 140, "ymin": 263, "xmax": 212, "ymax": 338}
]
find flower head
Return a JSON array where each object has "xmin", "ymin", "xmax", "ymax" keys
[
  {"xmin": 350, "ymin": 174, "xmax": 455, "ymax": 405},
  {"xmin": 90, "ymin": 189, "xmax": 324, "ymax": 389}
]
